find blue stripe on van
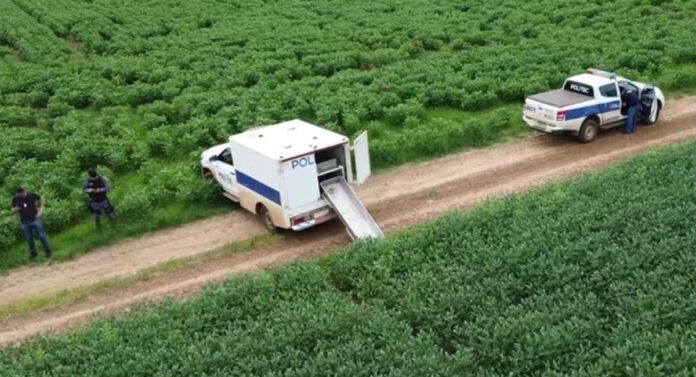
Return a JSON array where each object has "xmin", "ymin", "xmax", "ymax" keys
[
  {"xmin": 565, "ymin": 100, "xmax": 620, "ymax": 120},
  {"xmin": 236, "ymin": 171, "xmax": 281, "ymax": 205}
]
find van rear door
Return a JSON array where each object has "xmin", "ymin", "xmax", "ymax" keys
[
  {"xmin": 282, "ymin": 154, "xmax": 320, "ymax": 208},
  {"xmin": 353, "ymin": 131, "xmax": 372, "ymax": 185}
]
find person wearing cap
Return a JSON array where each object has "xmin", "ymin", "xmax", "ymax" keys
[
  {"xmin": 83, "ymin": 169, "xmax": 116, "ymax": 228},
  {"xmin": 11, "ymin": 187, "xmax": 52, "ymax": 261}
]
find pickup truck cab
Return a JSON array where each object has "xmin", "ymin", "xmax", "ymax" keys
[{"xmin": 523, "ymin": 69, "xmax": 664, "ymax": 142}]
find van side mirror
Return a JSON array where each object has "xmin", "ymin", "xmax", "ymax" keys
[{"xmin": 209, "ymin": 155, "xmax": 219, "ymax": 162}]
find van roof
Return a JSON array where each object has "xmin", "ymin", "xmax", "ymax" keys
[{"xmin": 230, "ymin": 119, "xmax": 349, "ymax": 161}]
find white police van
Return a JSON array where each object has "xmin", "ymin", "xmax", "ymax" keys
[
  {"xmin": 523, "ymin": 69, "xmax": 665, "ymax": 142},
  {"xmin": 201, "ymin": 119, "xmax": 382, "ymax": 239}
]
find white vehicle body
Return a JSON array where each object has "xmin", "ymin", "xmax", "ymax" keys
[
  {"xmin": 522, "ymin": 69, "xmax": 665, "ymax": 142},
  {"xmin": 201, "ymin": 119, "xmax": 377, "ymax": 236}
]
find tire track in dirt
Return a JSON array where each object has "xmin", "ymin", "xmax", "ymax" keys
[{"xmin": 0, "ymin": 97, "xmax": 693, "ymax": 345}]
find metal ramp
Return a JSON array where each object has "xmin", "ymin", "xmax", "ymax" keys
[{"xmin": 320, "ymin": 176, "xmax": 383, "ymax": 240}]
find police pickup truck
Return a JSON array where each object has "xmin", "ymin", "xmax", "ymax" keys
[{"xmin": 523, "ymin": 69, "xmax": 664, "ymax": 142}]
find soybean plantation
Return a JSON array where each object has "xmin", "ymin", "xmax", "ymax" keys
[
  {"xmin": 1, "ymin": 0, "xmax": 695, "ymax": 253},
  {"xmin": 1, "ymin": 142, "xmax": 693, "ymax": 376}
]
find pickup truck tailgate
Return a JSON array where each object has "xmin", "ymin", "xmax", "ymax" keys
[
  {"xmin": 528, "ymin": 89, "xmax": 591, "ymax": 108},
  {"xmin": 524, "ymin": 98, "xmax": 559, "ymax": 124},
  {"xmin": 524, "ymin": 89, "xmax": 593, "ymax": 125}
]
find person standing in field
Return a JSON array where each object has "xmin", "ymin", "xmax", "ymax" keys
[
  {"xmin": 621, "ymin": 90, "xmax": 641, "ymax": 134},
  {"xmin": 83, "ymin": 169, "xmax": 115, "ymax": 228},
  {"xmin": 11, "ymin": 187, "xmax": 52, "ymax": 261}
]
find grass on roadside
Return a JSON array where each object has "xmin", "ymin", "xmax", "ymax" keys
[
  {"xmin": 0, "ymin": 201, "xmax": 232, "ymax": 273},
  {"xmin": 368, "ymin": 103, "xmax": 529, "ymax": 169},
  {"xmin": 0, "ymin": 233, "xmax": 279, "ymax": 322}
]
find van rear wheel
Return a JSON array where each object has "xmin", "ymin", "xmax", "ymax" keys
[
  {"xmin": 257, "ymin": 205, "xmax": 277, "ymax": 232},
  {"xmin": 577, "ymin": 118, "xmax": 599, "ymax": 143}
]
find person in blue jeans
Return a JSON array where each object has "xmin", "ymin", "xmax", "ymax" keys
[
  {"xmin": 11, "ymin": 187, "xmax": 52, "ymax": 261},
  {"xmin": 621, "ymin": 90, "xmax": 641, "ymax": 134}
]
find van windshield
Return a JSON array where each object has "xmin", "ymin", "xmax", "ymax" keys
[{"xmin": 563, "ymin": 81, "xmax": 594, "ymax": 97}]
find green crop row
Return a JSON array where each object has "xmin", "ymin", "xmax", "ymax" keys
[
  {"xmin": 1, "ymin": 142, "xmax": 693, "ymax": 376},
  {"xmin": 1, "ymin": 0, "xmax": 694, "ymax": 253}
]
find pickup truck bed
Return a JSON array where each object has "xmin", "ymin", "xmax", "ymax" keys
[{"xmin": 528, "ymin": 89, "xmax": 591, "ymax": 108}]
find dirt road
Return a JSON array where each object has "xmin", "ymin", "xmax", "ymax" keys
[{"xmin": 0, "ymin": 96, "xmax": 693, "ymax": 345}]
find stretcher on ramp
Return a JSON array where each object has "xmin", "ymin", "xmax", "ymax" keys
[{"xmin": 320, "ymin": 176, "xmax": 383, "ymax": 240}]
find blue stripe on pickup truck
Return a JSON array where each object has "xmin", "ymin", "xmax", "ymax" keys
[
  {"xmin": 565, "ymin": 100, "xmax": 621, "ymax": 120},
  {"xmin": 236, "ymin": 171, "xmax": 281, "ymax": 205}
]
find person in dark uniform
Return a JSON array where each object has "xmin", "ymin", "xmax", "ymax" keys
[
  {"xmin": 621, "ymin": 90, "xmax": 641, "ymax": 134},
  {"xmin": 83, "ymin": 169, "xmax": 115, "ymax": 228},
  {"xmin": 11, "ymin": 187, "xmax": 52, "ymax": 261}
]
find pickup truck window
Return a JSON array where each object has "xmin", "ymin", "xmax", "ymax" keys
[
  {"xmin": 599, "ymin": 83, "xmax": 618, "ymax": 97},
  {"xmin": 618, "ymin": 81, "xmax": 639, "ymax": 96},
  {"xmin": 563, "ymin": 80, "xmax": 594, "ymax": 97}
]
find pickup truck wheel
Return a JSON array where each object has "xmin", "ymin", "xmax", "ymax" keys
[
  {"xmin": 257, "ymin": 205, "xmax": 277, "ymax": 232},
  {"xmin": 577, "ymin": 118, "xmax": 599, "ymax": 143}
]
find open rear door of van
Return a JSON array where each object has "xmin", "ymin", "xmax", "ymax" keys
[{"xmin": 353, "ymin": 131, "xmax": 372, "ymax": 185}]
